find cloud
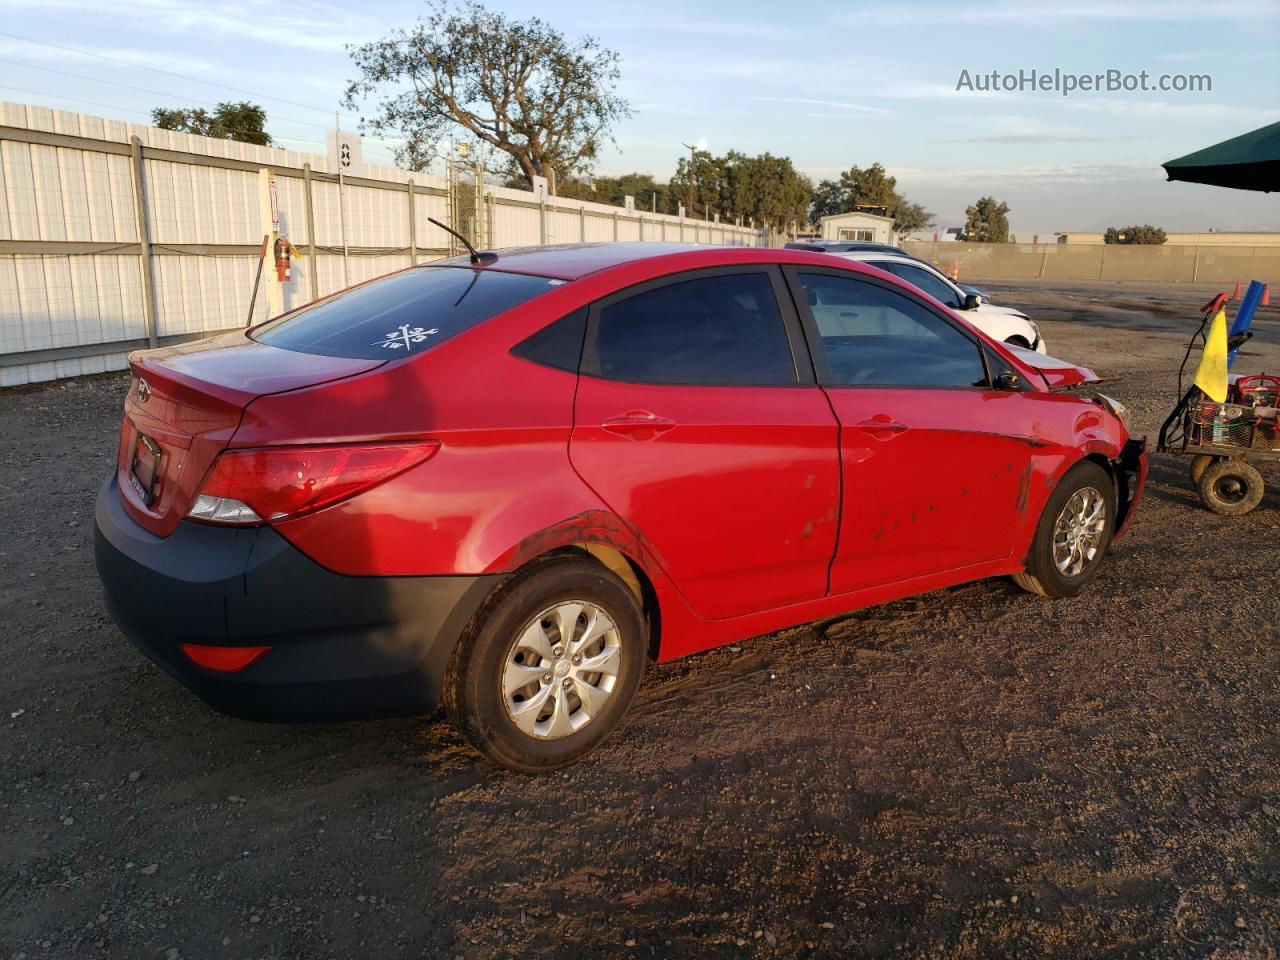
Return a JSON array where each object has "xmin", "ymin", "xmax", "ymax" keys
[
  {"xmin": 589, "ymin": 12, "xmax": 806, "ymax": 40},
  {"xmin": 888, "ymin": 163, "xmax": 1159, "ymax": 187},
  {"xmin": 749, "ymin": 97, "xmax": 891, "ymax": 115},
  {"xmin": 0, "ymin": 39, "xmax": 222, "ymax": 75},
  {"xmin": 946, "ymin": 133, "xmax": 1109, "ymax": 144},
  {"xmin": 1063, "ymin": 99, "xmax": 1279, "ymax": 121},
  {"xmin": 0, "ymin": 0, "xmax": 381, "ymax": 52},
  {"xmin": 833, "ymin": 0, "xmax": 1276, "ymax": 27},
  {"xmin": 936, "ymin": 113, "xmax": 1108, "ymax": 144}
]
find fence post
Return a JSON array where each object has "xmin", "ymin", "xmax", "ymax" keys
[
  {"xmin": 486, "ymin": 194, "xmax": 496, "ymax": 252},
  {"xmin": 580, "ymin": 206, "xmax": 586, "ymax": 242},
  {"xmin": 613, "ymin": 211, "xmax": 619, "ymax": 242},
  {"xmin": 128, "ymin": 136, "xmax": 159, "ymax": 348},
  {"xmin": 539, "ymin": 201, "xmax": 548, "ymax": 245},
  {"xmin": 407, "ymin": 179, "xmax": 417, "ymax": 266},
  {"xmin": 303, "ymin": 163, "xmax": 319, "ymax": 301}
]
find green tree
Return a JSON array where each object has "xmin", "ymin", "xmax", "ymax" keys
[
  {"xmin": 668, "ymin": 151, "xmax": 733, "ymax": 218},
  {"xmin": 960, "ymin": 196, "xmax": 1011, "ymax": 243},
  {"xmin": 810, "ymin": 162, "xmax": 932, "ymax": 235},
  {"xmin": 151, "ymin": 101, "xmax": 271, "ymax": 145},
  {"xmin": 1103, "ymin": 224, "xmax": 1167, "ymax": 244},
  {"xmin": 556, "ymin": 173, "xmax": 667, "ymax": 211},
  {"xmin": 726, "ymin": 152, "xmax": 811, "ymax": 231},
  {"xmin": 345, "ymin": 1, "xmax": 630, "ymax": 185}
]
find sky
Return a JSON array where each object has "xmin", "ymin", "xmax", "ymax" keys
[{"xmin": 0, "ymin": 0, "xmax": 1277, "ymax": 238}]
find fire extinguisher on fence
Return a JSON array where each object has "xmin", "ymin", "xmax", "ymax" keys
[{"xmin": 274, "ymin": 235, "xmax": 293, "ymax": 283}]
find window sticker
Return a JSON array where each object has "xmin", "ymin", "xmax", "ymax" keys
[{"xmin": 374, "ymin": 324, "xmax": 440, "ymax": 351}]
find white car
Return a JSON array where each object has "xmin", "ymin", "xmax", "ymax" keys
[{"xmin": 832, "ymin": 251, "xmax": 1047, "ymax": 353}]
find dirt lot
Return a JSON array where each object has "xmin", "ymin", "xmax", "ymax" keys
[{"xmin": 3, "ymin": 282, "xmax": 1280, "ymax": 960}]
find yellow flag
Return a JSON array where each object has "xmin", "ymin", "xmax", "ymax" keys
[{"xmin": 1194, "ymin": 307, "xmax": 1229, "ymax": 403}]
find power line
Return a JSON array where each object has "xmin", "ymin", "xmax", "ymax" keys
[
  {"xmin": 0, "ymin": 57, "xmax": 345, "ymax": 134},
  {"xmin": 0, "ymin": 58, "xmax": 405, "ymax": 163},
  {"xmin": 0, "ymin": 29, "xmax": 359, "ymax": 122},
  {"xmin": 0, "ymin": 83, "xmax": 324, "ymax": 149}
]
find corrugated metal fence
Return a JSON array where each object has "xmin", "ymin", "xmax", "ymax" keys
[{"xmin": 0, "ymin": 102, "xmax": 760, "ymax": 387}]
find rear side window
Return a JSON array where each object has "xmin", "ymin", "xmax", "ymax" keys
[
  {"xmin": 254, "ymin": 267, "xmax": 561, "ymax": 360},
  {"xmin": 878, "ymin": 261, "xmax": 962, "ymax": 310},
  {"xmin": 588, "ymin": 272, "xmax": 796, "ymax": 386},
  {"xmin": 797, "ymin": 272, "xmax": 986, "ymax": 389},
  {"xmin": 512, "ymin": 309, "xmax": 587, "ymax": 372}
]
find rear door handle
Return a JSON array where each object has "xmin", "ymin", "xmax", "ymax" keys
[
  {"xmin": 602, "ymin": 411, "xmax": 676, "ymax": 441},
  {"xmin": 855, "ymin": 415, "xmax": 908, "ymax": 439}
]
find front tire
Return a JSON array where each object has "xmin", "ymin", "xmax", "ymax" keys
[
  {"xmin": 1012, "ymin": 460, "xmax": 1116, "ymax": 598},
  {"xmin": 444, "ymin": 556, "xmax": 646, "ymax": 773}
]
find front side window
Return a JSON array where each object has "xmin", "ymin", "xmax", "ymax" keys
[
  {"xmin": 797, "ymin": 272, "xmax": 987, "ymax": 389},
  {"xmin": 589, "ymin": 272, "xmax": 796, "ymax": 386},
  {"xmin": 254, "ymin": 267, "xmax": 561, "ymax": 360},
  {"xmin": 879, "ymin": 262, "xmax": 963, "ymax": 310}
]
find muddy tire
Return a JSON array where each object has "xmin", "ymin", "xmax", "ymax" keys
[
  {"xmin": 1189, "ymin": 454, "xmax": 1218, "ymax": 487},
  {"xmin": 444, "ymin": 557, "xmax": 646, "ymax": 773},
  {"xmin": 1197, "ymin": 458, "xmax": 1264, "ymax": 516},
  {"xmin": 1012, "ymin": 460, "xmax": 1116, "ymax": 599}
]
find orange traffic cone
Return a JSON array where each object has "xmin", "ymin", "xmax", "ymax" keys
[
  {"xmin": 1263, "ymin": 284, "xmax": 1271, "ymax": 307},
  {"xmin": 951, "ymin": 263, "xmax": 959, "ymax": 281},
  {"xmin": 1231, "ymin": 281, "xmax": 1241, "ymax": 300}
]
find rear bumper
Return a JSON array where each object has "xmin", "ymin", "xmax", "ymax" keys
[
  {"xmin": 1113, "ymin": 437, "xmax": 1148, "ymax": 541},
  {"xmin": 93, "ymin": 478, "xmax": 500, "ymax": 721}
]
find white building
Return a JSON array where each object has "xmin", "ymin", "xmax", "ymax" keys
[{"xmin": 818, "ymin": 210, "xmax": 896, "ymax": 244}]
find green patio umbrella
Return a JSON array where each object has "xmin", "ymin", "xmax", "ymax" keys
[{"xmin": 1162, "ymin": 120, "xmax": 1280, "ymax": 192}]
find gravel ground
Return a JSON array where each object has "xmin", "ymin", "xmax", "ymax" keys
[{"xmin": 3, "ymin": 282, "xmax": 1280, "ymax": 960}]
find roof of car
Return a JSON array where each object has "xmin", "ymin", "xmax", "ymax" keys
[
  {"xmin": 433, "ymin": 242, "xmax": 879, "ymax": 281},
  {"xmin": 784, "ymin": 241, "xmax": 905, "ymax": 254}
]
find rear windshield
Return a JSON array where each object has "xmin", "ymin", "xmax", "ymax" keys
[{"xmin": 253, "ymin": 266, "xmax": 562, "ymax": 360}]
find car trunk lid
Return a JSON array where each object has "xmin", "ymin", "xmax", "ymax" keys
[{"xmin": 116, "ymin": 331, "xmax": 384, "ymax": 536}]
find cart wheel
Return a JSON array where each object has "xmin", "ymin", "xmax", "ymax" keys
[
  {"xmin": 1189, "ymin": 454, "xmax": 1218, "ymax": 486},
  {"xmin": 1197, "ymin": 459, "xmax": 1265, "ymax": 516}
]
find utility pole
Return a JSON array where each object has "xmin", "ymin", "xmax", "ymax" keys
[
  {"xmin": 336, "ymin": 112, "xmax": 349, "ymax": 287},
  {"xmin": 680, "ymin": 142, "xmax": 697, "ymax": 220}
]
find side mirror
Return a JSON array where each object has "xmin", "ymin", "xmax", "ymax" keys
[
  {"xmin": 994, "ymin": 372, "xmax": 1020, "ymax": 391},
  {"xmin": 962, "ymin": 293, "xmax": 983, "ymax": 310}
]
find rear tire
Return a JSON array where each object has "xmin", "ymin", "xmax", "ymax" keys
[
  {"xmin": 444, "ymin": 556, "xmax": 646, "ymax": 773},
  {"xmin": 1189, "ymin": 454, "xmax": 1218, "ymax": 487},
  {"xmin": 1197, "ymin": 458, "xmax": 1264, "ymax": 516},
  {"xmin": 1012, "ymin": 460, "xmax": 1116, "ymax": 598},
  {"xmin": 1004, "ymin": 335, "xmax": 1032, "ymax": 349}
]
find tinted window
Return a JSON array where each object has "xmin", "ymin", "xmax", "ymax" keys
[
  {"xmin": 878, "ymin": 261, "xmax": 962, "ymax": 309},
  {"xmin": 591, "ymin": 272, "xmax": 796, "ymax": 386},
  {"xmin": 512, "ymin": 309, "xmax": 587, "ymax": 372},
  {"xmin": 254, "ymin": 267, "xmax": 561, "ymax": 360},
  {"xmin": 797, "ymin": 273, "xmax": 986, "ymax": 388}
]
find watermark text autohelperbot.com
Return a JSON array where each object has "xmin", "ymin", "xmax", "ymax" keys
[{"xmin": 956, "ymin": 68, "xmax": 1211, "ymax": 96}]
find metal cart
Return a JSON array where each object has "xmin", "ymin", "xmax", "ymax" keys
[{"xmin": 1158, "ymin": 374, "xmax": 1280, "ymax": 515}]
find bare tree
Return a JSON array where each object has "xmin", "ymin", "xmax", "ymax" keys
[{"xmin": 344, "ymin": 1, "xmax": 630, "ymax": 187}]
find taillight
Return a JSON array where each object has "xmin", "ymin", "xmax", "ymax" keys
[{"xmin": 188, "ymin": 441, "xmax": 439, "ymax": 526}]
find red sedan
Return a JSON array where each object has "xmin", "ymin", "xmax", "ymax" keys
[{"xmin": 94, "ymin": 243, "xmax": 1146, "ymax": 772}]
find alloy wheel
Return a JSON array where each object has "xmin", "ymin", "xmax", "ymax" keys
[{"xmin": 1052, "ymin": 486, "xmax": 1107, "ymax": 577}]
